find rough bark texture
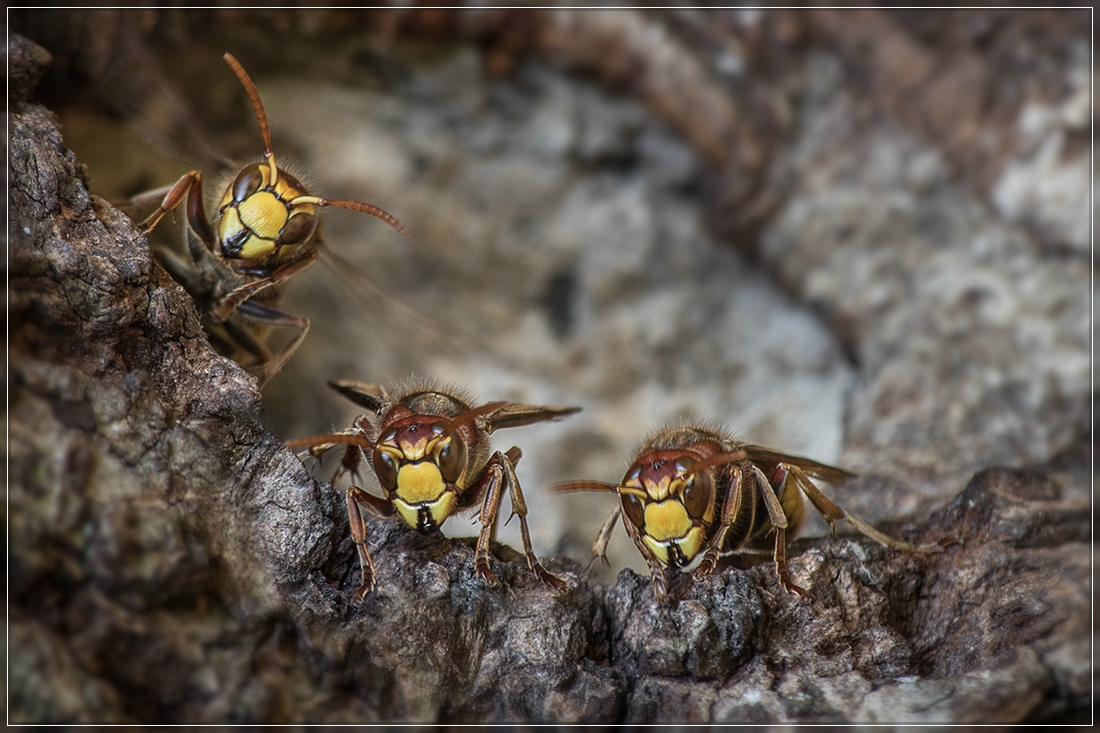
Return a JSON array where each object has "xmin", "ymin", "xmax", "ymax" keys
[{"xmin": 9, "ymin": 10, "xmax": 1090, "ymax": 724}]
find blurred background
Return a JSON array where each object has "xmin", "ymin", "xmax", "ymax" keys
[{"xmin": 13, "ymin": 8, "xmax": 1090, "ymax": 581}]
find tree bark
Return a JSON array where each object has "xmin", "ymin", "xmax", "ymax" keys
[{"xmin": 9, "ymin": 18, "xmax": 1089, "ymax": 723}]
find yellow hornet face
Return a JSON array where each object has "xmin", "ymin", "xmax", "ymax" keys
[
  {"xmin": 217, "ymin": 163, "xmax": 319, "ymax": 260},
  {"xmin": 619, "ymin": 451, "xmax": 716, "ymax": 568},
  {"xmin": 371, "ymin": 417, "xmax": 467, "ymax": 533}
]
